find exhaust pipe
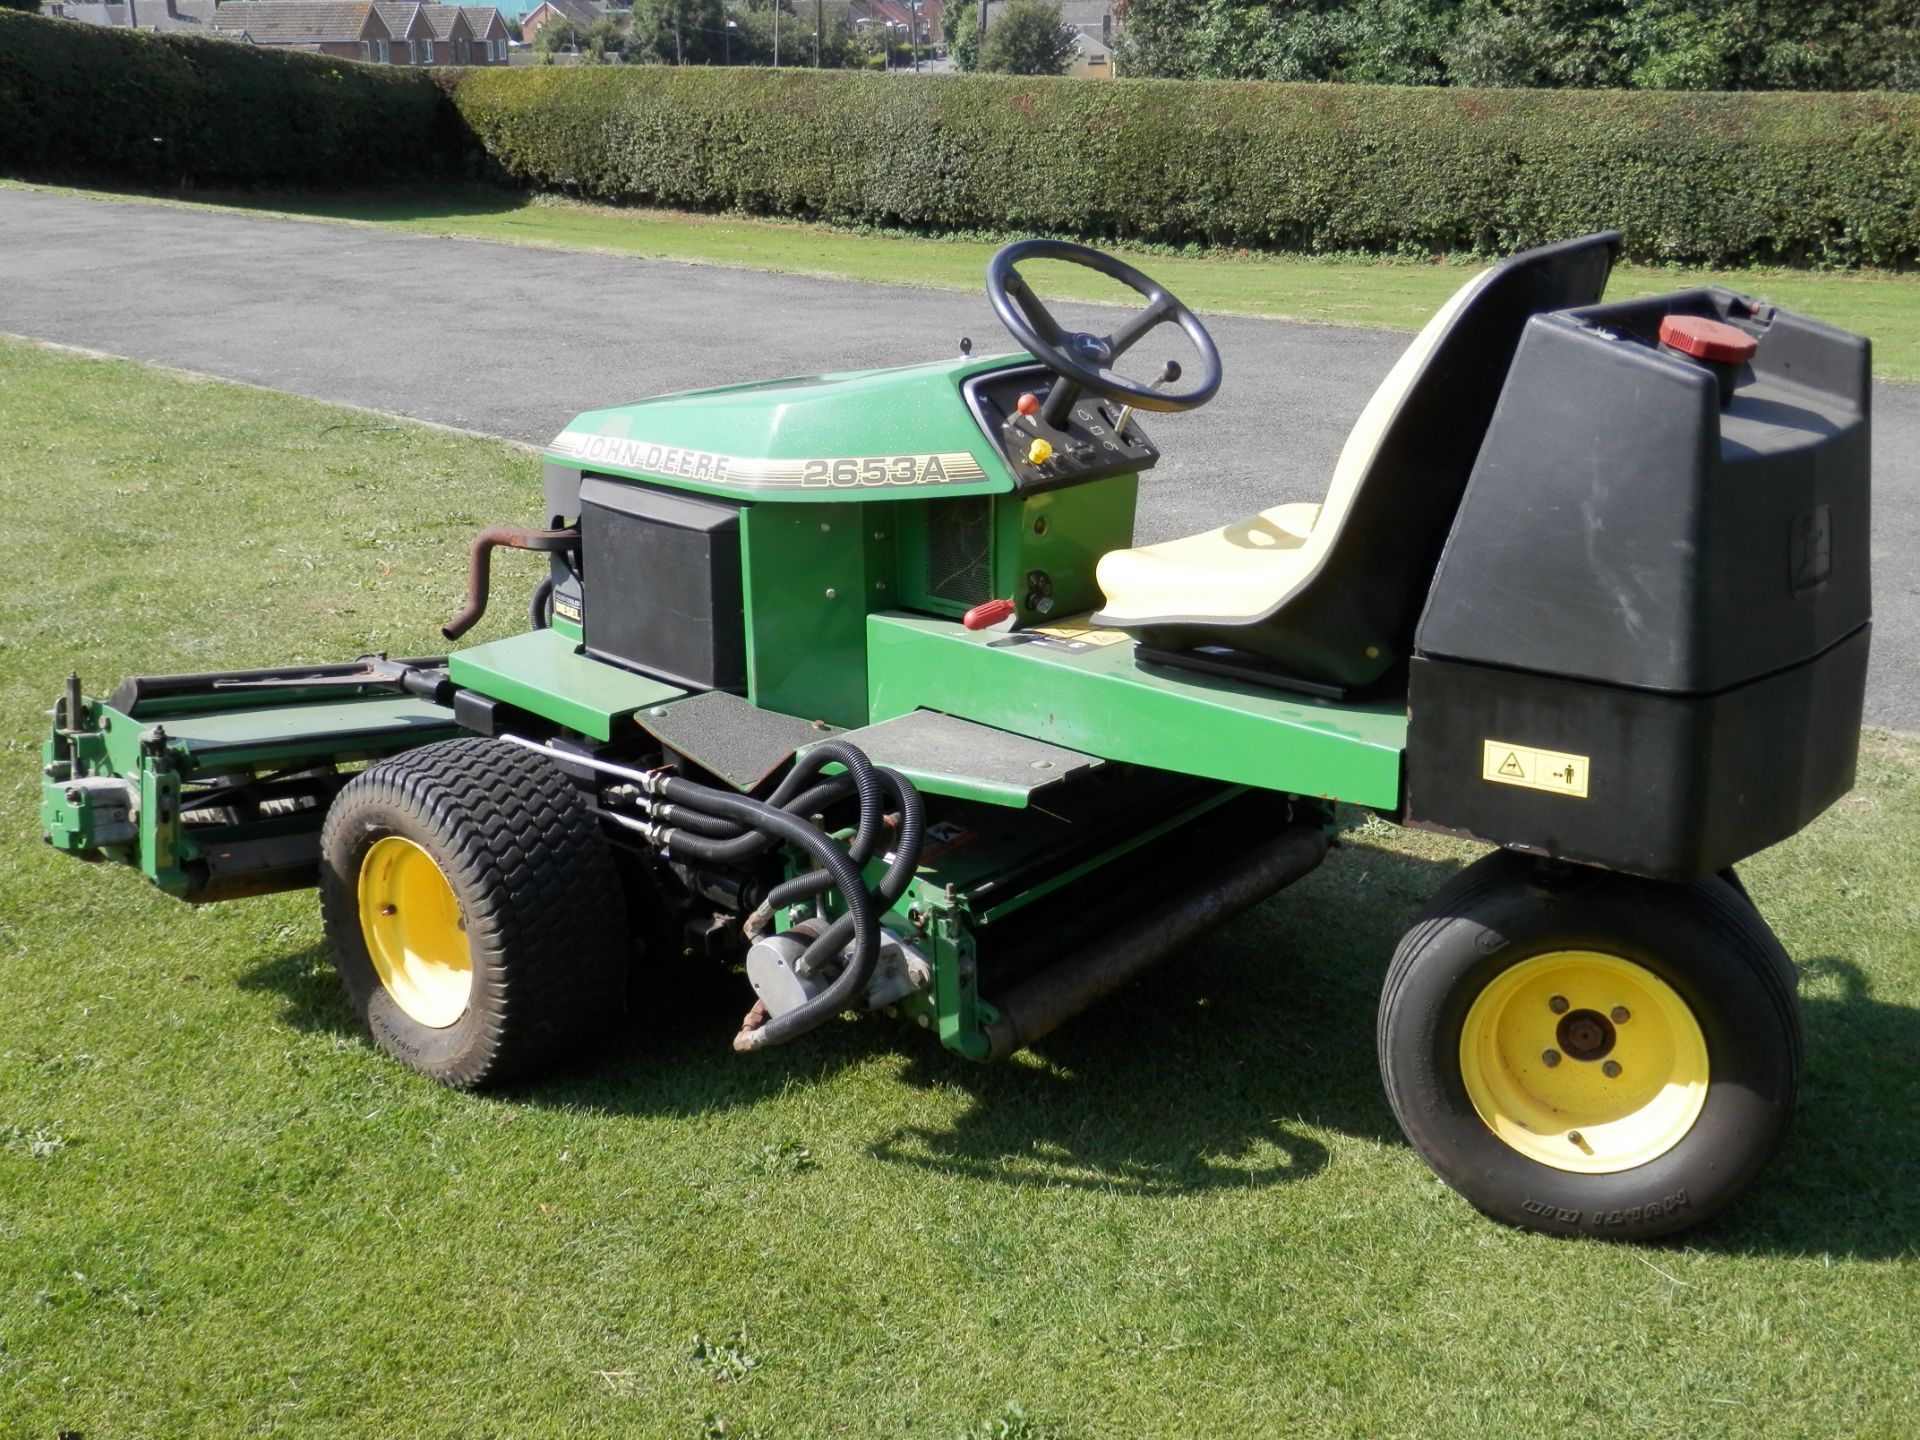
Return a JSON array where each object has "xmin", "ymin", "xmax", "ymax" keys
[
  {"xmin": 442, "ymin": 526, "xmax": 578, "ymax": 642},
  {"xmin": 982, "ymin": 821, "xmax": 1329, "ymax": 1062}
]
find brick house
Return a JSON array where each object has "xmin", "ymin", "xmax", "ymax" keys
[
  {"xmin": 39, "ymin": 0, "xmax": 509, "ymax": 63},
  {"xmin": 421, "ymin": 2, "xmax": 510, "ymax": 63}
]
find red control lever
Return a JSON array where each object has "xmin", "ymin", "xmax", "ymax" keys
[{"xmin": 963, "ymin": 598, "xmax": 1017, "ymax": 630}]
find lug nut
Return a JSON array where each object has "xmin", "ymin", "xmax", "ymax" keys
[
  {"xmin": 1611, "ymin": 1006, "xmax": 1631, "ymax": 1023},
  {"xmin": 1602, "ymin": 1060, "xmax": 1622, "ymax": 1078},
  {"xmin": 1542, "ymin": 1049, "xmax": 1562, "ymax": 1067},
  {"xmin": 380, "ymin": 904, "xmax": 397, "ymax": 917},
  {"xmin": 1549, "ymin": 995, "xmax": 1569, "ymax": 1014}
]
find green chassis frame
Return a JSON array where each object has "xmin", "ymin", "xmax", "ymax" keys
[{"xmin": 39, "ymin": 352, "xmax": 1406, "ymax": 1062}]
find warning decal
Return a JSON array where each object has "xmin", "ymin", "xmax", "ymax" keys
[
  {"xmin": 1027, "ymin": 618, "xmax": 1131, "ymax": 649},
  {"xmin": 1481, "ymin": 740, "xmax": 1590, "ymax": 799}
]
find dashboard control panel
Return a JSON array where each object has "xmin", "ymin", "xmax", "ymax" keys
[{"xmin": 964, "ymin": 365, "xmax": 1159, "ymax": 492}]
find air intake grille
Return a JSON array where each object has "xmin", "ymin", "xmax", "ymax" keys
[{"xmin": 925, "ymin": 496, "xmax": 993, "ymax": 605}]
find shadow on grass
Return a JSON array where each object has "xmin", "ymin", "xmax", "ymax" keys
[
  {"xmin": 236, "ymin": 841, "xmax": 1920, "ymax": 1246},
  {"xmin": 239, "ymin": 830, "xmax": 1444, "ymax": 1197},
  {"xmin": 1690, "ymin": 953, "xmax": 1920, "ymax": 1261}
]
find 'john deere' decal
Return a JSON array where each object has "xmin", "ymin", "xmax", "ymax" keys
[{"xmin": 549, "ymin": 431, "xmax": 988, "ymax": 490}]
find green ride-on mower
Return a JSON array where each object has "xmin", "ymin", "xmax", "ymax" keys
[{"xmin": 39, "ymin": 232, "xmax": 1871, "ymax": 1241}]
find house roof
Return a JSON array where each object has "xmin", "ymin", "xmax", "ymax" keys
[
  {"xmin": 205, "ymin": 2, "xmax": 374, "ymax": 40},
  {"xmin": 420, "ymin": 4, "xmax": 469, "ymax": 36},
  {"xmin": 528, "ymin": 0, "xmax": 604, "ymax": 25},
  {"xmin": 459, "ymin": 4, "xmax": 505, "ymax": 37},
  {"xmin": 373, "ymin": 2, "xmax": 433, "ymax": 37}
]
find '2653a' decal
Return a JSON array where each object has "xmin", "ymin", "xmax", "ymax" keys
[{"xmin": 547, "ymin": 431, "xmax": 988, "ymax": 491}]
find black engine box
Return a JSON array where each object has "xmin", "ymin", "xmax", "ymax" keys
[
  {"xmin": 1405, "ymin": 289, "xmax": 1871, "ymax": 880},
  {"xmin": 578, "ymin": 476, "xmax": 746, "ymax": 692}
]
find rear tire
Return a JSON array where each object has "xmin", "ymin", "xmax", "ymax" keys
[
  {"xmin": 1378, "ymin": 851, "xmax": 1800, "ymax": 1240},
  {"xmin": 319, "ymin": 737, "xmax": 627, "ymax": 1088}
]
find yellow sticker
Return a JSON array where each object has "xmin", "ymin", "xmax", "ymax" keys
[
  {"xmin": 1482, "ymin": 740, "xmax": 1590, "ymax": 798},
  {"xmin": 1027, "ymin": 619, "xmax": 1131, "ymax": 647}
]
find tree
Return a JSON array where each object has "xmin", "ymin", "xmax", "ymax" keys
[
  {"xmin": 978, "ymin": 0, "xmax": 1075, "ymax": 74},
  {"xmin": 1109, "ymin": 0, "xmax": 1920, "ymax": 89},
  {"xmin": 582, "ymin": 12, "xmax": 629, "ymax": 60},
  {"xmin": 942, "ymin": 0, "xmax": 982, "ymax": 70},
  {"xmin": 534, "ymin": 15, "xmax": 585, "ymax": 52},
  {"xmin": 629, "ymin": 0, "xmax": 725, "ymax": 61}
]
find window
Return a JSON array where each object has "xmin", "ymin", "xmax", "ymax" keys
[
  {"xmin": 492, "ymin": 38, "xmax": 505, "ymax": 60},
  {"xmin": 454, "ymin": 37, "xmax": 468, "ymax": 62},
  {"xmin": 412, "ymin": 38, "xmax": 430, "ymax": 62},
  {"xmin": 359, "ymin": 38, "xmax": 371, "ymax": 58},
  {"xmin": 375, "ymin": 37, "xmax": 390, "ymax": 62}
]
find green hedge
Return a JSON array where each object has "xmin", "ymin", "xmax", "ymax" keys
[
  {"xmin": 450, "ymin": 66, "xmax": 1920, "ymax": 266},
  {"xmin": 0, "ymin": 11, "xmax": 461, "ymax": 188},
  {"xmin": 5, "ymin": 12, "xmax": 1916, "ymax": 269}
]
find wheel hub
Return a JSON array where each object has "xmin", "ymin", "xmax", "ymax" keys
[
  {"xmin": 1458, "ymin": 950, "xmax": 1709, "ymax": 1174},
  {"xmin": 356, "ymin": 835, "xmax": 473, "ymax": 1029},
  {"xmin": 1556, "ymin": 1008, "xmax": 1616, "ymax": 1062}
]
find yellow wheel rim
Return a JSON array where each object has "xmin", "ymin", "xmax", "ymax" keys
[
  {"xmin": 356, "ymin": 836, "xmax": 472, "ymax": 1029},
  {"xmin": 1459, "ymin": 950, "xmax": 1708, "ymax": 1174}
]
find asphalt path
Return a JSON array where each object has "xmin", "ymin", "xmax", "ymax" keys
[{"xmin": 3, "ymin": 186, "xmax": 1914, "ymax": 728}]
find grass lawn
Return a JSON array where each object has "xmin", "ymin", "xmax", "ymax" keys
[
  {"xmin": 3, "ymin": 334, "xmax": 1919, "ymax": 1438},
  {"xmin": 11, "ymin": 178, "xmax": 1920, "ymax": 384}
]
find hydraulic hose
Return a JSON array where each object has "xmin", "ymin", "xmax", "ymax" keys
[
  {"xmin": 870, "ymin": 766, "xmax": 924, "ymax": 907},
  {"xmin": 581, "ymin": 738, "xmax": 924, "ymax": 1052},
  {"xmin": 653, "ymin": 778, "xmax": 861, "ymax": 874},
  {"xmin": 761, "ymin": 765, "xmax": 923, "ymax": 966},
  {"xmin": 742, "ymin": 766, "xmax": 927, "ymax": 1043},
  {"xmin": 656, "ymin": 776, "xmax": 854, "ymax": 847},
  {"xmin": 656, "ymin": 776, "xmax": 880, "ymax": 995}
]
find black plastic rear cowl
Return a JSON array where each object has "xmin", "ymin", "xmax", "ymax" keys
[{"xmin": 1405, "ymin": 289, "xmax": 1871, "ymax": 881}]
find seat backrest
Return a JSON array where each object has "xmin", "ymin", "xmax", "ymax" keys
[{"xmin": 1250, "ymin": 230, "xmax": 1621, "ymax": 688}]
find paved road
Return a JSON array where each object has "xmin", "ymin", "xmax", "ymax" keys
[{"xmin": 3, "ymin": 187, "xmax": 1914, "ymax": 728}]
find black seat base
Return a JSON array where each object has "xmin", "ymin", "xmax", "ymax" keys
[{"xmin": 1134, "ymin": 642, "xmax": 1350, "ymax": 702}]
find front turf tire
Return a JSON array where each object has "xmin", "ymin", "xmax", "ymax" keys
[
  {"xmin": 319, "ymin": 737, "xmax": 628, "ymax": 1088},
  {"xmin": 1378, "ymin": 851, "xmax": 1800, "ymax": 1241}
]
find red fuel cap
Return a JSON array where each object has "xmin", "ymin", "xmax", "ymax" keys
[
  {"xmin": 1658, "ymin": 314, "xmax": 1758, "ymax": 364},
  {"xmin": 963, "ymin": 598, "xmax": 1017, "ymax": 630}
]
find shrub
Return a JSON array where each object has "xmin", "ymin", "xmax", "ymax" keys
[
  {"xmin": 449, "ymin": 66, "xmax": 1920, "ymax": 266},
  {"xmin": 0, "ymin": 11, "xmax": 465, "ymax": 189}
]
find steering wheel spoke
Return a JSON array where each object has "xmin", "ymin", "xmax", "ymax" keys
[
  {"xmin": 1103, "ymin": 292, "xmax": 1173, "ymax": 359},
  {"xmin": 1003, "ymin": 269, "xmax": 1066, "ymax": 346},
  {"xmin": 986, "ymin": 240, "xmax": 1220, "ymax": 415}
]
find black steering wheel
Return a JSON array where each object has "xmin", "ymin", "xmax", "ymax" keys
[{"xmin": 986, "ymin": 239, "xmax": 1223, "ymax": 418}]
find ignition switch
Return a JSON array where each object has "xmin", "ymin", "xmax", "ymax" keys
[{"xmin": 1025, "ymin": 569, "xmax": 1055, "ymax": 615}]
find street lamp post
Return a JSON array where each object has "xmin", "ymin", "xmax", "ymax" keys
[{"xmin": 724, "ymin": 16, "xmax": 736, "ymax": 62}]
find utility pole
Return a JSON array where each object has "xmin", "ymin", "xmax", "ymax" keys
[
  {"xmin": 977, "ymin": 0, "xmax": 987, "ymax": 54},
  {"xmin": 814, "ymin": 0, "xmax": 822, "ymax": 65},
  {"xmin": 773, "ymin": 0, "xmax": 779, "ymax": 64},
  {"xmin": 675, "ymin": 0, "xmax": 682, "ymax": 63}
]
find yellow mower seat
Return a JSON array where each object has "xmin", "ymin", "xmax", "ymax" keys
[{"xmin": 1092, "ymin": 232, "xmax": 1622, "ymax": 693}]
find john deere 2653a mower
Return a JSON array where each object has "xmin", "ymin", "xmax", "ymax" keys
[{"xmin": 40, "ymin": 233, "xmax": 1871, "ymax": 1240}]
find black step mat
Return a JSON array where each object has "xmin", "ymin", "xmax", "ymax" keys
[{"xmin": 636, "ymin": 690, "xmax": 841, "ymax": 792}]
